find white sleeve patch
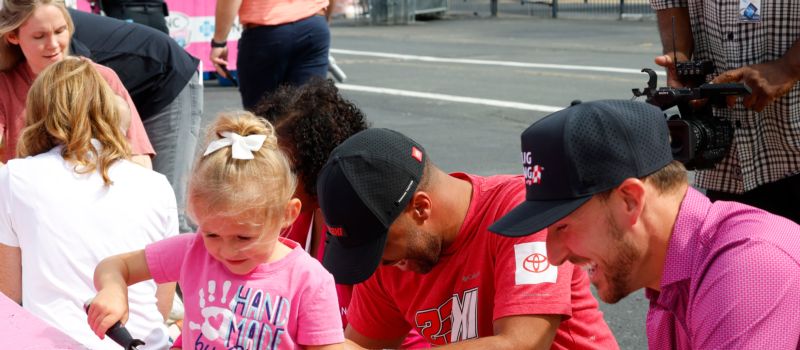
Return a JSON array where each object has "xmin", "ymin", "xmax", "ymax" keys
[{"xmin": 514, "ymin": 242, "xmax": 558, "ymax": 285}]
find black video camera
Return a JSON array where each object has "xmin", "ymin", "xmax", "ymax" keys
[{"xmin": 632, "ymin": 60, "xmax": 751, "ymax": 170}]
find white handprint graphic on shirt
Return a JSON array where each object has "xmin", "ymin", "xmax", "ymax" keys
[{"xmin": 189, "ymin": 279, "xmax": 234, "ymax": 341}]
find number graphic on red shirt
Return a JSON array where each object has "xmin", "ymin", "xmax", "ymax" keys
[{"xmin": 414, "ymin": 288, "xmax": 478, "ymax": 345}]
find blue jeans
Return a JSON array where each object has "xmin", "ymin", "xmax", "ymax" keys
[{"xmin": 237, "ymin": 15, "xmax": 331, "ymax": 110}]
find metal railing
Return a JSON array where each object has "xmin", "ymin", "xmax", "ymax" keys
[
  {"xmin": 519, "ymin": 0, "xmax": 654, "ymax": 19},
  {"xmin": 332, "ymin": 0, "xmax": 654, "ymax": 23},
  {"xmin": 332, "ymin": 0, "xmax": 448, "ymax": 25}
]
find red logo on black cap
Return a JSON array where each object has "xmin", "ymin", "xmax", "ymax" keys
[
  {"xmin": 411, "ymin": 146, "xmax": 423, "ymax": 163},
  {"xmin": 329, "ymin": 226, "xmax": 345, "ymax": 237},
  {"xmin": 522, "ymin": 152, "xmax": 544, "ymax": 186}
]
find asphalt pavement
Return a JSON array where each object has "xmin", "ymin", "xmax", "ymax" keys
[{"xmin": 203, "ymin": 13, "xmax": 665, "ymax": 349}]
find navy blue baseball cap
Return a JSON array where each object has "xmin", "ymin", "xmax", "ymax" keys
[
  {"xmin": 317, "ymin": 128, "xmax": 426, "ymax": 284},
  {"xmin": 490, "ymin": 100, "xmax": 673, "ymax": 236}
]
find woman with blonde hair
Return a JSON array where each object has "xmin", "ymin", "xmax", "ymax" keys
[
  {"xmin": 0, "ymin": 0, "xmax": 153, "ymax": 165},
  {"xmin": 0, "ymin": 58, "xmax": 175, "ymax": 349}
]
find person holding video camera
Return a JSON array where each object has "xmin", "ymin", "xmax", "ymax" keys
[
  {"xmin": 490, "ymin": 99, "xmax": 800, "ymax": 350},
  {"xmin": 648, "ymin": 1, "xmax": 800, "ymax": 223}
]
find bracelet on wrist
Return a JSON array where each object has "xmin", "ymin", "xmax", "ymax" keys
[{"xmin": 210, "ymin": 39, "xmax": 227, "ymax": 48}]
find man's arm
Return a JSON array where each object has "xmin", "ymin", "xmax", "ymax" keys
[
  {"xmin": 344, "ymin": 325, "xmax": 405, "ymax": 349},
  {"xmin": 325, "ymin": 0, "xmax": 336, "ymax": 21},
  {"xmin": 653, "ymin": 7, "xmax": 694, "ymax": 88},
  {"xmin": 345, "ymin": 315, "xmax": 559, "ymax": 350},
  {"xmin": 343, "ymin": 274, "xmax": 414, "ymax": 349},
  {"xmin": 210, "ymin": 0, "xmax": 242, "ymax": 79},
  {"xmin": 712, "ymin": 38, "xmax": 800, "ymax": 112},
  {"xmin": 439, "ymin": 315, "xmax": 560, "ymax": 350}
]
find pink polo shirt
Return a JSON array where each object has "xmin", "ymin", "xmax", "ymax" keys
[{"xmin": 646, "ymin": 187, "xmax": 800, "ymax": 349}]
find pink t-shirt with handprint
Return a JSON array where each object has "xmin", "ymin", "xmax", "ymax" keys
[{"xmin": 146, "ymin": 233, "xmax": 343, "ymax": 349}]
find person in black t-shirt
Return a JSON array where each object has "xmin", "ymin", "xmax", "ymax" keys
[{"xmin": 98, "ymin": 0, "xmax": 169, "ymax": 34}]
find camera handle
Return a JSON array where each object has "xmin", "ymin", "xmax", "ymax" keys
[{"xmin": 632, "ymin": 68, "xmax": 659, "ymax": 100}]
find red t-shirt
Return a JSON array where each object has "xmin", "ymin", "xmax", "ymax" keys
[
  {"xmin": 0, "ymin": 61, "xmax": 154, "ymax": 162},
  {"xmin": 282, "ymin": 203, "xmax": 429, "ymax": 348},
  {"xmin": 347, "ymin": 173, "xmax": 618, "ymax": 349},
  {"xmin": 283, "ymin": 203, "xmax": 352, "ymax": 322}
]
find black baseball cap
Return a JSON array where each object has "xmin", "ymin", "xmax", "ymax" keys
[
  {"xmin": 317, "ymin": 128, "xmax": 426, "ymax": 284},
  {"xmin": 490, "ymin": 100, "xmax": 672, "ymax": 237}
]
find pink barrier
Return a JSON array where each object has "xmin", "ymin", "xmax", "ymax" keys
[{"xmin": 0, "ymin": 292, "xmax": 86, "ymax": 349}]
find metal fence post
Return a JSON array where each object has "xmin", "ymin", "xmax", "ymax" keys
[
  {"xmin": 552, "ymin": 0, "xmax": 558, "ymax": 18},
  {"xmin": 407, "ymin": 0, "xmax": 416, "ymax": 23},
  {"xmin": 370, "ymin": 0, "xmax": 385, "ymax": 24}
]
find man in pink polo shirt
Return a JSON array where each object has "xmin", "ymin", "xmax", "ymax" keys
[{"xmin": 491, "ymin": 99, "xmax": 800, "ymax": 349}]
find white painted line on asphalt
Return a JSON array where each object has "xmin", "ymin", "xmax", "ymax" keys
[
  {"xmin": 337, "ymin": 84, "xmax": 564, "ymax": 112},
  {"xmin": 331, "ymin": 48, "xmax": 667, "ymax": 76}
]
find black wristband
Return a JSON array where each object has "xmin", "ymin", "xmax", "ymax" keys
[{"xmin": 210, "ymin": 39, "xmax": 227, "ymax": 48}]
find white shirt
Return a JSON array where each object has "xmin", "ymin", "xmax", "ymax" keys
[{"xmin": 0, "ymin": 145, "xmax": 177, "ymax": 349}]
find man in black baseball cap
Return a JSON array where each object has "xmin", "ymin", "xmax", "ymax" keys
[
  {"xmin": 490, "ymin": 99, "xmax": 674, "ymax": 237},
  {"xmin": 317, "ymin": 128, "xmax": 618, "ymax": 349},
  {"xmin": 490, "ymin": 100, "xmax": 800, "ymax": 349}
]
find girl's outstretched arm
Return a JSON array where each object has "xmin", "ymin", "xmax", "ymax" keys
[{"xmin": 87, "ymin": 250, "xmax": 152, "ymax": 339}]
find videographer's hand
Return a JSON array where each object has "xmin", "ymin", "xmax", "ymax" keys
[
  {"xmin": 655, "ymin": 54, "xmax": 707, "ymax": 109},
  {"xmin": 712, "ymin": 59, "xmax": 799, "ymax": 112},
  {"xmin": 655, "ymin": 54, "xmax": 690, "ymax": 88}
]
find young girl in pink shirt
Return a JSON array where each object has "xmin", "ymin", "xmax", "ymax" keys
[{"xmin": 87, "ymin": 111, "xmax": 345, "ymax": 350}]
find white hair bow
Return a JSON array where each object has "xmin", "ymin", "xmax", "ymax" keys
[{"xmin": 203, "ymin": 131, "xmax": 267, "ymax": 160}]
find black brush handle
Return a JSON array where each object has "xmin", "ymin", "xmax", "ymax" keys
[{"xmin": 84, "ymin": 299, "xmax": 146, "ymax": 350}]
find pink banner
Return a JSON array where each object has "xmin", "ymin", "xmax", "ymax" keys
[
  {"xmin": 76, "ymin": 0, "xmax": 241, "ymax": 72},
  {"xmin": 0, "ymin": 292, "xmax": 86, "ymax": 349}
]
